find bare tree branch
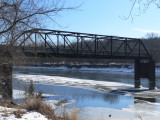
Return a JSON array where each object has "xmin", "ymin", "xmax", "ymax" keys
[
  {"xmin": 0, "ymin": 0, "xmax": 79, "ymax": 45},
  {"xmin": 121, "ymin": 0, "xmax": 160, "ymax": 20},
  {"xmin": 120, "ymin": 0, "xmax": 137, "ymax": 21}
]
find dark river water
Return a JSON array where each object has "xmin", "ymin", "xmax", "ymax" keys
[{"xmin": 13, "ymin": 66, "xmax": 160, "ymax": 109}]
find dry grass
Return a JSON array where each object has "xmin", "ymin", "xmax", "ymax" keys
[
  {"xmin": 12, "ymin": 109, "xmax": 26, "ymax": 118},
  {"xmin": 22, "ymin": 97, "xmax": 79, "ymax": 120},
  {"xmin": 21, "ymin": 80, "xmax": 79, "ymax": 120},
  {"xmin": 0, "ymin": 101, "xmax": 20, "ymax": 109},
  {"xmin": 0, "ymin": 80, "xmax": 79, "ymax": 120},
  {"xmin": 62, "ymin": 108, "xmax": 79, "ymax": 120},
  {"xmin": 0, "ymin": 101, "xmax": 26, "ymax": 118},
  {"xmin": 1, "ymin": 109, "xmax": 9, "ymax": 117},
  {"xmin": 0, "ymin": 107, "xmax": 26, "ymax": 118},
  {"xmin": 22, "ymin": 80, "xmax": 58, "ymax": 119},
  {"xmin": 22, "ymin": 97, "xmax": 58, "ymax": 120},
  {"xmin": 69, "ymin": 108, "xmax": 79, "ymax": 120}
]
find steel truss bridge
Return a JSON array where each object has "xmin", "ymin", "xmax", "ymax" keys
[
  {"xmin": 11, "ymin": 29, "xmax": 156, "ymax": 89},
  {"xmin": 0, "ymin": 28, "xmax": 155, "ymax": 101},
  {"xmin": 13, "ymin": 29, "xmax": 151, "ymax": 60}
]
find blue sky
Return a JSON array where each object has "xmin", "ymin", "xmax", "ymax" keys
[{"xmin": 49, "ymin": 0, "xmax": 160, "ymax": 38}]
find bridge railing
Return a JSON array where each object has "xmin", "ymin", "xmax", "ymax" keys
[{"xmin": 21, "ymin": 46, "xmax": 149, "ymax": 59}]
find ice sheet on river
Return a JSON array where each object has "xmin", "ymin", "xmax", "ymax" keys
[
  {"xmin": 13, "ymin": 74, "xmax": 133, "ymax": 91},
  {"xmin": 80, "ymin": 102, "xmax": 160, "ymax": 120}
]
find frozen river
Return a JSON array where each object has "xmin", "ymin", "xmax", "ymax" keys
[{"xmin": 13, "ymin": 66, "xmax": 160, "ymax": 120}]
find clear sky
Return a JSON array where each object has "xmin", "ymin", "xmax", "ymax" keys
[{"xmin": 48, "ymin": 0, "xmax": 160, "ymax": 38}]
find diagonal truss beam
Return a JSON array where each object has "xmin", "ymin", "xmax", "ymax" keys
[{"xmin": 12, "ymin": 29, "xmax": 152, "ymax": 60}]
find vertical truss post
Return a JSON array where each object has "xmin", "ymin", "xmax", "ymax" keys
[
  {"xmin": 125, "ymin": 38, "xmax": 127, "ymax": 57},
  {"xmin": 110, "ymin": 37, "xmax": 113, "ymax": 57},
  {"xmin": 35, "ymin": 33, "xmax": 37, "ymax": 56},
  {"xmin": 24, "ymin": 34, "xmax": 25, "ymax": 46},
  {"xmin": 97, "ymin": 38, "xmax": 99, "ymax": 50},
  {"xmin": 77, "ymin": 34, "xmax": 79, "ymax": 54},
  {"xmin": 57, "ymin": 34, "xmax": 59, "ymax": 54},
  {"xmin": 95, "ymin": 35, "xmax": 97, "ymax": 55},
  {"xmin": 64, "ymin": 36, "xmax": 66, "ymax": 49},
  {"xmin": 80, "ymin": 37, "xmax": 83, "ymax": 50},
  {"xmin": 44, "ymin": 34, "xmax": 47, "ymax": 57},
  {"xmin": 139, "ymin": 40, "xmax": 141, "ymax": 58},
  {"xmin": 44, "ymin": 34, "xmax": 47, "ymax": 48}
]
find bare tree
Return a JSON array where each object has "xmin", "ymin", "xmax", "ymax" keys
[
  {"xmin": 145, "ymin": 32, "xmax": 159, "ymax": 39},
  {"xmin": 0, "ymin": 0, "xmax": 80, "ymax": 64},
  {"xmin": 123, "ymin": 0, "xmax": 160, "ymax": 20},
  {"xmin": 0, "ymin": 0, "xmax": 78, "ymax": 45},
  {"xmin": 0, "ymin": 0, "xmax": 79, "ymax": 100}
]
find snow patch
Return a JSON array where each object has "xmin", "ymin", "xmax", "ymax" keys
[{"xmin": 13, "ymin": 74, "xmax": 133, "ymax": 91}]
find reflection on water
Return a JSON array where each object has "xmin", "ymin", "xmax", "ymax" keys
[
  {"xmin": 46, "ymin": 85, "xmax": 134, "ymax": 108},
  {"xmin": 13, "ymin": 79, "xmax": 134, "ymax": 109}
]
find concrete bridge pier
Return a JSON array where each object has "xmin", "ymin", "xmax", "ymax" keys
[
  {"xmin": 149, "ymin": 60, "xmax": 156, "ymax": 90},
  {"xmin": 134, "ymin": 59, "xmax": 155, "ymax": 90},
  {"xmin": 134, "ymin": 59, "xmax": 141, "ymax": 88}
]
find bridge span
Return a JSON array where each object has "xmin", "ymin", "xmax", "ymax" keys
[
  {"xmin": 13, "ymin": 29, "xmax": 156, "ymax": 90},
  {"xmin": 14, "ymin": 29, "xmax": 151, "ymax": 59}
]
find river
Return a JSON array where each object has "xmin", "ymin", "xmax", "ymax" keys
[{"xmin": 13, "ymin": 66, "xmax": 160, "ymax": 120}]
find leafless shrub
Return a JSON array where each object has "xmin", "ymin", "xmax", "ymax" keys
[
  {"xmin": 22, "ymin": 97, "xmax": 58, "ymax": 120},
  {"xmin": 0, "ymin": 80, "xmax": 79, "ymax": 120},
  {"xmin": 21, "ymin": 80, "xmax": 79, "ymax": 120},
  {"xmin": 65, "ymin": 108, "xmax": 79, "ymax": 120}
]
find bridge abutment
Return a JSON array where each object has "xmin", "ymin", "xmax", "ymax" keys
[{"xmin": 134, "ymin": 59, "xmax": 155, "ymax": 90}]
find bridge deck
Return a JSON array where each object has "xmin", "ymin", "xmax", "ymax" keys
[{"xmin": 22, "ymin": 47, "xmax": 149, "ymax": 59}]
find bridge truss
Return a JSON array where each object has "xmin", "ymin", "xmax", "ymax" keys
[{"xmin": 14, "ymin": 29, "xmax": 151, "ymax": 59}]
